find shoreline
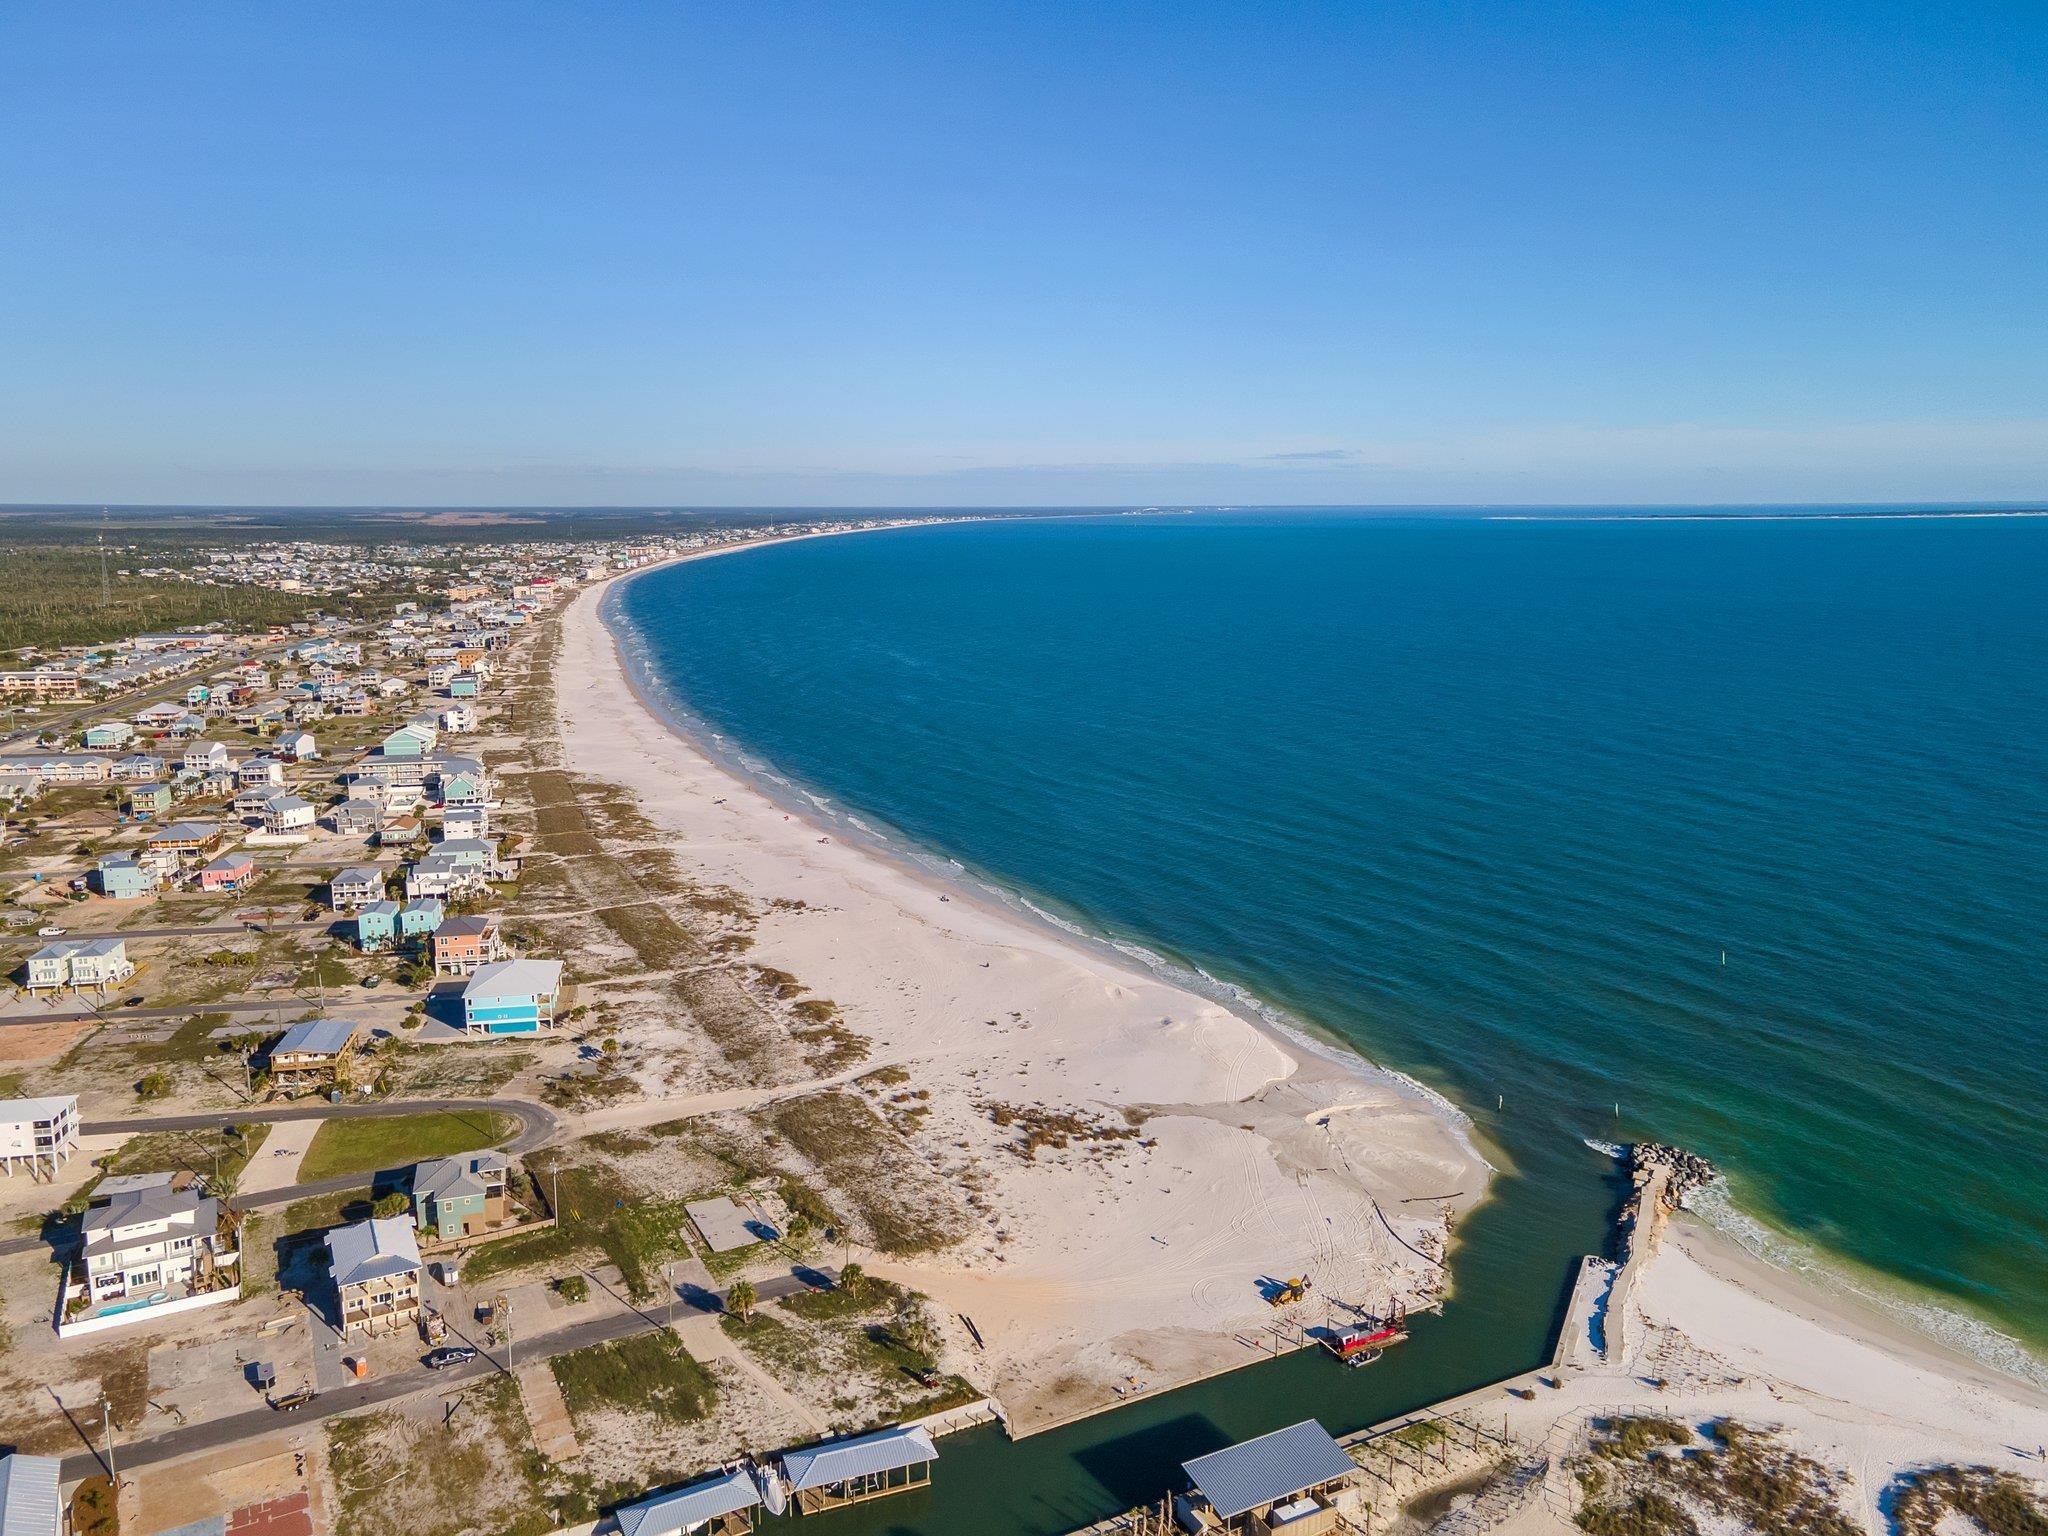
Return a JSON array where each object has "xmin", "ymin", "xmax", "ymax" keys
[
  {"xmin": 556, "ymin": 530, "xmax": 1494, "ymax": 1429},
  {"xmin": 558, "ymin": 528, "xmax": 2048, "ymax": 1488},
  {"xmin": 586, "ymin": 530, "xmax": 2047, "ymax": 1404},
  {"xmin": 597, "ymin": 537, "xmax": 1487, "ymax": 1163}
]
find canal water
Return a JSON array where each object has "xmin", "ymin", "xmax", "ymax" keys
[{"xmin": 764, "ymin": 1134, "xmax": 1625, "ymax": 1533}]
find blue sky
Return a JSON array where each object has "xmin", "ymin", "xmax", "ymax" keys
[{"xmin": 2, "ymin": 2, "xmax": 2043, "ymax": 506}]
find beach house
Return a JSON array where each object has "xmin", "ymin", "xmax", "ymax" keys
[
  {"xmin": 0, "ymin": 753, "xmax": 109, "ymax": 784},
  {"xmin": 24, "ymin": 937, "xmax": 134, "ymax": 994},
  {"xmin": 411, "ymin": 1151, "xmax": 510, "ymax": 1241},
  {"xmin": 441, "ymin": 803, "xmax": 490, "ymax": 840},
  {"xmin": 238, "ymin": 755, "xmax": 285, "ymax": 790},
  {"xmin": 114, "ymin": 752, "xmax": 167, "ymax": 782},
  {"xmin": 182, "ymin": 740, "xmax": 231, "ymax": 773},
  {"xmin": 146, "ymin": 820, "xmax": 224, "ymax": 863},
  {"xmin": 330, "ymin": 797, "xmax": 383, "ymax": 835},
  {"xmin": 0, "ymin": 1095, "xmax": 79, "ymax": 1180},
  {"xmin": 329, "ymin": 865, "xmax": 386, "ymax": 911},
  {"xmin": 353, "ymin": 900, "xmax": 400, "ymax": 952},
  {"xmin": 95, "ymin": 855, "xmax": 159, "ymax": 900},
  {"xmin": 78, "ymin": 1174, "xmax": 236, "ymax": 1313},
  {"xmin": 398, "ymin": 898, "xmax": 445, "ymax": 940},
  {"xmin": 261, "ymin": 793, "xmax": 316, "ymax": 835},
  {"xmin": 436, "ymin": 758, "xmax": 489, "ymax": 808},
  {"xmin": 277, "ymin": 729, "xmax": 318, "ymax": 760},
  {"xmin": 432, "ymin": 914, "xmax": 506, "ymax": 976},
  {"xmin": 381, "ymin": 722, "xmax": 437, "ymax": 759},
  {"xmin": 83, "ymin": 720, "xmax": 134, "ymax": 751},
  {"xmin": 326, "ymin": 1217, "xmax": 422, "ymax": 1336},
  {"xmin": 405, "ymin": 849, "xmax": 486, "ymax": 901},
  {"xmin": 198, "ymin": 851, "xmax": 258, "ymax": 892},
  {"xmin": 460, "ymin": 958, "xmax": 562, "ymax": 1034},
  {"xmin": 125, "ymin": 782, "xmax": 173, "ymax": 817},
  {"xmin": 267, "ymin": 1016, "xmax": 361, "ymax": 1087}
]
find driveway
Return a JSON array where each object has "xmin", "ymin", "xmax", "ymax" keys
[{"xmin": 238, "ymin": 1117, "xmax": 326, "ymax": 1199}]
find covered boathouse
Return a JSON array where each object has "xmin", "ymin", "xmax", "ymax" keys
[
  {"xmin": 614, "ymin": 1466, "xmax": 761, "ymax": 1536},
  {"xmin": 1176, "ymin": 1419, "xmax": 1361, "ymax": 1534},
  {"xmin": 779, "ymin": 1424, "xmax": 938, "ymax": 1514}
]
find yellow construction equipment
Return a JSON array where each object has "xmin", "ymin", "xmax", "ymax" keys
[{"xmin": 1268, "ymin": 1276, "xmax": 1311, "ymax": 1307}]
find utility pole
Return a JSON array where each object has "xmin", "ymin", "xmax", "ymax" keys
[
  {"xmin": 98, "ymin": 511, "xmax": 111, "ymax": 609},
  {"xmin": 101, "ymin": 1396, "xmax": 118, "ymax": 1485}
]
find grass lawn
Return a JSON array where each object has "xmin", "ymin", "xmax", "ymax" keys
[
  {"xmin": 296, "ymin": 1109, "xmax": 514, "ymax": 1183},
  {"xmin": 550, "ymin": 1331, "xmax": 717, "ymax": 1425}
]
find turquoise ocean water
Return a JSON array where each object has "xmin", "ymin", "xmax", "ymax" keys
[{"xmin": 612, "ymin": 510, "xmax": 2048, "ymax": 1532}]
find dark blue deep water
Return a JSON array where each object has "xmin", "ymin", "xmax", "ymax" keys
[{"xmin": 616, "ymin": 511, "xmax": 2048, "ymax": 1408}]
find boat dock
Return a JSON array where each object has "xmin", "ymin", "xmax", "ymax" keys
[{"xmin": 1053, "ymin": 1149, "xmax": 1675, "ymax": 1536}]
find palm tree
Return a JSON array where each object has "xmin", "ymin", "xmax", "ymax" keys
[
  {"xmin": 724, "ymin": 1278, "xmax": 757, "ymax": 1323},
  {"xmin": 837, "ymin": 1262, "xmax": 866, "ymax": 1301}
]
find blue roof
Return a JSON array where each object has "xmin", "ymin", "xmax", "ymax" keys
[
  {"xmin": 1182, "ymin": 1420, "xmax": 1356, "ymax": 1520},
  {"xmin": 781, "ymin": 1425, "xmax": 936, "ymax": 1493},
  {"xmin": 616, "ymin": 1469, "xmax": 761, "ymax": 1536}
]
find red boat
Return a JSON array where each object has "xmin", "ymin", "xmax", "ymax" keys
[{"xmin": 1322, "ymin": 1316, "xmax": 1410, "ymax": 1364}]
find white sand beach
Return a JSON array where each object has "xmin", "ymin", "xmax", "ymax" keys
[
  {"xmin": 555, "ymin": 536, "xmax": 2048, "ymax": 1510},
  {"xmin": 1473, "ymin": 1212, "xmax": 2048, "ymax": 1533},
  {"xmin": 554, "ymin": 539, "xmax": 1489, "ymax": 1430}
]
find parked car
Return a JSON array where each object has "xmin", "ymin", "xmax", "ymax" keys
[
  {"xmin": 424, "ymin": 1346, "xmax": 478, "ymax": 1371},
  {"xmin": 37, "ymin": 925, "xmax": 65, "ymax": 936}
]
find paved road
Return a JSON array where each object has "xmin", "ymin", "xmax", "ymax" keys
[
  {"xmin": 55, "ymin": 1264, "xmax": 832, "ymax": 1482},
  {"xmin": 0, "ymin": 1099, "xmax": 561, "ymax": 1259},
  {"xmin": 81, "ymin": 1097, "xmax": 561, "ymax": 1157},
  {"xmin": 0, "ymin": 919, "xmax": 335, "ymax": 948},
  {"xmin": 0, "ymin": 996, "xmax": 383, "ymax": 1028}
]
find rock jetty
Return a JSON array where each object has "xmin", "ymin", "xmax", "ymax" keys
[{"xmin": 1631, "ymin": 1141, "xmax": 1720, "ymax": 1208}]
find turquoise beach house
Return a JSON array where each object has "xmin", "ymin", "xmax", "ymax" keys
[
  {"xmin": 353, "ymin": 901, "xmax": 400, "ymax": 953},
  {"xmin": 398, "ymin": 899, "xmax": 444, "ymax": 939},
  {"xmin": 460, "ymin": 958, "xmax": 562, "ymax": 1035}
]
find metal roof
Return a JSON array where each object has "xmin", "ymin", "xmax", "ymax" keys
[
  {"xmin": 84, "ymin": 1187, "xmax": 217, "ymax": 1253},
  {"xmin": 0, "ymin": 1452, "xmax": 63, "ymax": 1536},
  {"xmin": 326, "ymin": 1216, "xmax": 421, "ymax": 1288},
  {"xmin": 616, "ymin": 1468, "xmax": 761, "ymax": 1536},
  {"xmin": 780, "ymin": 1425, "xmax": 937, "ymax": 1493},
  {"xmin": 273, "ymin": 1016, "xmax": 361, "ymax": 1057},
  {"xmin": 1182, "ymin": 1420, "xmax": 1356, "ymax": 1520},
  {"xmin": 414, "ymin": 1151, "xmax": 509, "ymax": 1205},
  {"xmin": 151, "ymin": 820, "xmax": 221, "ymax": 841},
  {"xmin": 463, "ymin": 958, "xmax": 562, "ymax": 1001},
  {"xmin": 0, "ymin": 1096, "xmax": 75, "ymax": 1124}
]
